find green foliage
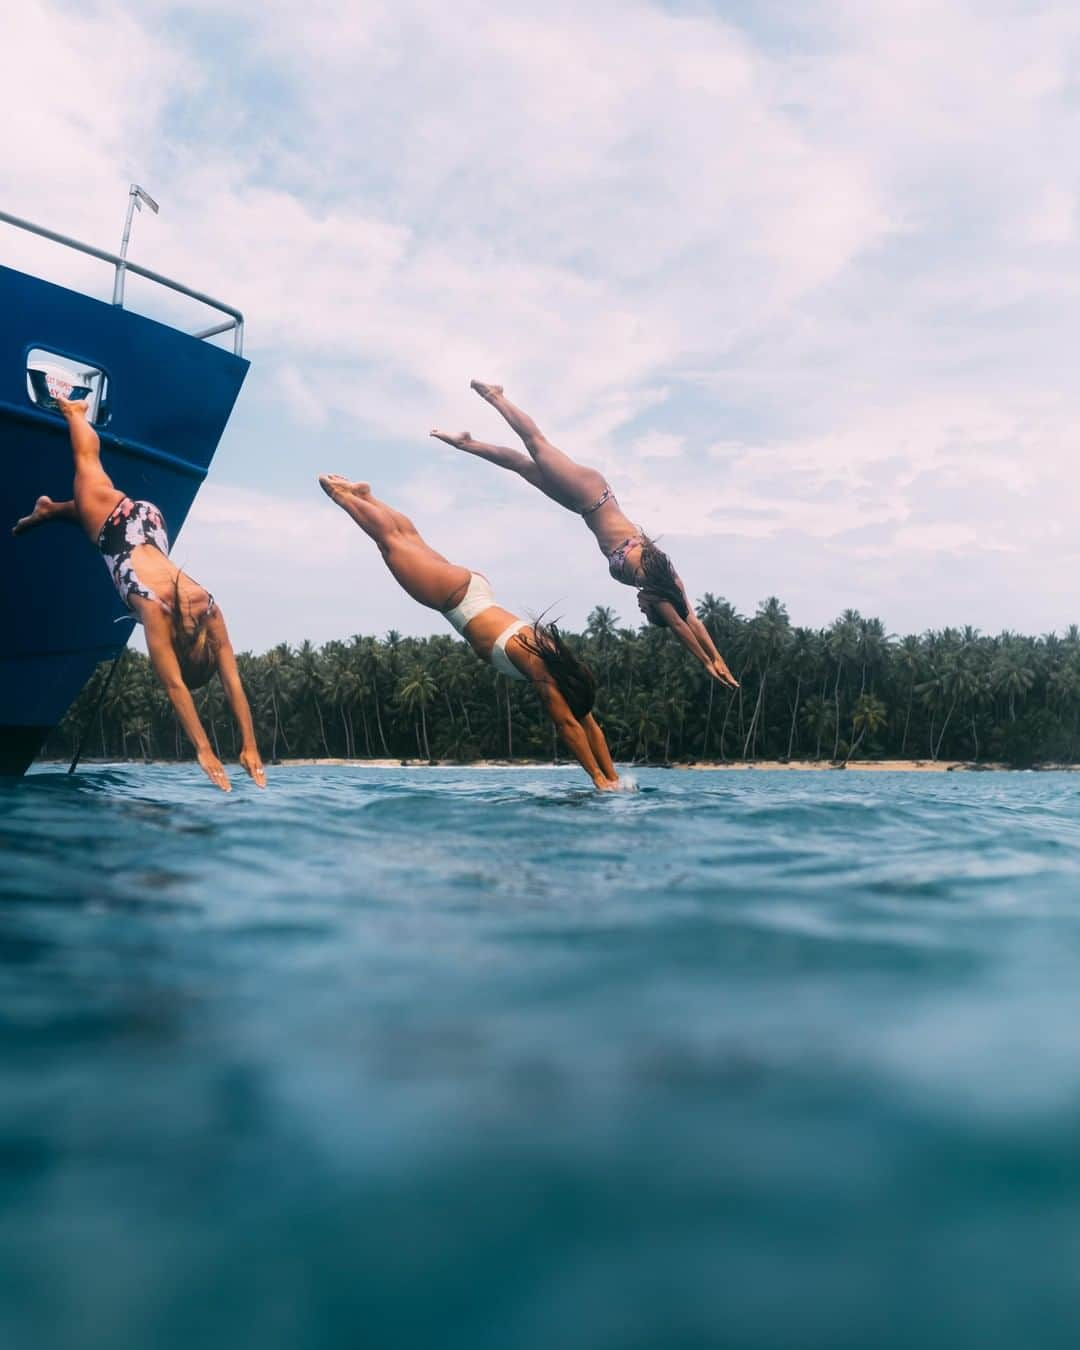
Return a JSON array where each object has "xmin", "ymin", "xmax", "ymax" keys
[{"xmin": 39, "ymin": 604, "xmax": 1080, "ymax": 766}]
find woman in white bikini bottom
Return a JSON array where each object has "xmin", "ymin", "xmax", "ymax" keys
[{"xmin": 318, "ymin": 474, "xmax": 619, "ymax": 791}]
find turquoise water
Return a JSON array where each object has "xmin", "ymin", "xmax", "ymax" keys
[{"xmin": 4, "ymin": 766, "xmax": 1080, "ymax": 1348}]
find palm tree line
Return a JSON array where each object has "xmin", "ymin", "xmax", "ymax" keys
[{"xmin": 40, "ymin": 598, "xmax": 1080, "ymax": 767}]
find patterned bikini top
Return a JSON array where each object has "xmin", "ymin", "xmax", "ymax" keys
[
  {"xmin": 605, "ymin": 534, "xmax": 645, "ymax": 586},
  {"xmin": 581, "ymin": 484, "xmax": 645, "ymax": 587},
  {"xmin": 97, "ymin": 497, "xmax": 214, "ymax": 624}
]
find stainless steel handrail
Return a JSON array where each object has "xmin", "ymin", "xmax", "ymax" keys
[{"xmin": 0, "ymin": 208, "xmax": 245, "ymax": 357}]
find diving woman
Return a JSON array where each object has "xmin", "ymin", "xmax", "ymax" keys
[
  {"xmin": 318, "ymin": 473, "xmax": 620, "ymax": 790},
  {"xmin": 12, "ymin": 397, "xmax": 266, "ymax": 792},
  {"xmin": 432, "ymin": 383, "xmax": 738, "ymax": 687}
]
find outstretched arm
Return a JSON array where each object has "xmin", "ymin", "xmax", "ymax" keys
[
  {"xmin": 583, "ymin": 714, "xmax": 617, "ymax": 782},
  {"xmin": 689, "ymin": 612, "xmax": 738, "ymax": 686},
  {"xmin": 654, "ymin": 599, "xmax": 738, "ymax": 687},
  {"xmin": 534, "ymin": 680, "xmax": 619, "ymax": 790},
  {"xmin": 207, "ymin": 610, "xmax": 266, "ymax": 787},
  {"xmin": 142, "ymin": 608, "xmax": 231, "ymax": 792},
  {"xmin": 672, "ymin": 577, "xmax": 739, "ymax": 686}
]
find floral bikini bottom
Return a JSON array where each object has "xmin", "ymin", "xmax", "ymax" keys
[
  {"xmin": 96, "ymin": 496, "xmax": 172, "ymax": 618},
  {"xmin": 580, "ymin": 483, "xmax": 644, "ymax": 585}
]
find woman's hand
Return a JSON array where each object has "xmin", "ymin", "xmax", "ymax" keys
[
  {"xmin": 197, "ymin": 748, "xmax": 232, "ymax": 792},
  {"xmin": 240, "ymin": 746, "xmax": 267, "ymax": 788},
  {"xmin": 710, "ymin": 655, "xmax": 739, "ymax": 689},
  {"xmin": 211, "ymin": 611, "xmax": 268, "ymax": 785}
]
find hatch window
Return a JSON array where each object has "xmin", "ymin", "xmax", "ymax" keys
[{"xmin": 26, "ymin": 350, "xmax": 110, "ymax": 425}]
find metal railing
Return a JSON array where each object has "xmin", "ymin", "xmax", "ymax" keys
[{"xmin": 0, "ymin": 208, "xmax": 245, "ymax": 356}]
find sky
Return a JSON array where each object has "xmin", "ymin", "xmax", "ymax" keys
[{"xmin": 5, "ymin": 0, "xmax": 1080, "ymax": 651}]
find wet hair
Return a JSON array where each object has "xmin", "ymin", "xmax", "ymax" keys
[
  {"xmin": 171, "ymin": 573, "xmax": 218, "ymax": 690},
  {"xmin": 518, "ymin": 620, "xmax": 597, "ymax": 719},
  {"xmin": 637, "ymin": 537, "xmax": 689, "ymax": 625}
]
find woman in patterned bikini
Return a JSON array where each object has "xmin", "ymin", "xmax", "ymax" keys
[
  {"xmin": 318, "ymin": 473, "xmax": 620, "ymax": 791},
  {"xmin": 432, "ymin": 382, "xmax": 738, "ymax": 687},
  {"xmin": 12, "ymin": 397, "xmax": 265, "ymax": 792}
]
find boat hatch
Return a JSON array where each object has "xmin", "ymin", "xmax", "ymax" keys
[{"xmin": 27, "ymin": 349, "xmax": 110, "ymax": 424}]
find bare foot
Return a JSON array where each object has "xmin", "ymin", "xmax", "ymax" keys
[
  {"xmin": 55, "ymin": 396, "xmax": 90, "ymax": 420},
  {"xmin": 469, "ymin": 380, "xmax": 503, "ymax": 403},
  {"xmin": 319, "ymin": 474, "xmax": 371, "ymax": 504},
  {"xmin": 430, "ymin": 429, "xmax": 475, "ymax": 450},
  {"xmin": 13, "ymin": 496, "xmax": 58, "ymax": 536}
]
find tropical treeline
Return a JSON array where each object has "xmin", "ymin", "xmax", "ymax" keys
[{"xmin": 40, "ymin": 598, "xmax": 1080, "ymax": 767}]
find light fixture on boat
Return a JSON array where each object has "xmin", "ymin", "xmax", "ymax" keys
[{"xmin": 112, "ymin": 183, "xmax": 160, "ymax": 308}]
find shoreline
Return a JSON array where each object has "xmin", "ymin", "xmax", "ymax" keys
[
  {"xmin": 274, "ymin": 759, "xmax": 1068, "ymax": 772},
  {"xmin": 36, "ymin": 757, "xmax": 1080, "ymax": 772}
]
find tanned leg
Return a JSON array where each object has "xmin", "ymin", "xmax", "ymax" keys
[
  {"xmin": 56, "ymin": 397, "xmax": 124, "ymax": 541},
  {"xmin": 319, "ymin": 475, "xmax": 472, "ymax": 611},
  {"xmin": 430, "ymin": 429, "xmax": 544, "ymax": 490},
  {"xmin": 468, "ymin": 382, "xmax": 607, "ymax": 511},
  {"xmin": 12, "ymin": 497, "xmax": 79, "ymax": 535}
]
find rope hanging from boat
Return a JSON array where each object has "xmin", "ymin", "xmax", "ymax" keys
[{"xmin": 68, "ymin": 651, "xmax": 125, "ymax": 775}]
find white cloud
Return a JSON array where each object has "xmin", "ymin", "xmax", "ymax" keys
[
  {"xmin": 630, "ymin": 432, "xmax": 684, "ymax": 461},
  {"xmin": 6, "ymin": 0, "xmax": 1080, "ymax": 645},
  {"xmin": 855, "ymin": 523, "xmax": 1016, "ymax": 560}
]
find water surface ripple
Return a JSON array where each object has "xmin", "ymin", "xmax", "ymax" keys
[{"xmin": 4, "ymin": 765, "xmax": 1080, "ymax": 1348}]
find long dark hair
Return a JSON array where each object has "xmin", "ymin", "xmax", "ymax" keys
[
  {"xmin": 638, "ymin": 536, "xmax": 689, "ymax": 624},
  {"xmin": 171, "ymin": 573, "xmax": 218, "ymax": 690},
  {"xmin": 518, "ymin": 620, "xmax": 597, "ymax": 719}
]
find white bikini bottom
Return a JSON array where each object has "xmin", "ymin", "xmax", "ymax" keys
[
  {"xmin": 443, "ymin": 572, "xmax": 494, "ymax": 634},
  {"xmin": 442, "ymin": 574, "xmax": 529, "ymax": 680},
  {"xmin": 490, "ymin": 620, "xmax": 529, "ymax": 681}
]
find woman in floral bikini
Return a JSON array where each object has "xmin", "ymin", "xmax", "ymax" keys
[
  {"xmin": 433, "ymin": 382, "xmax": 738, "ymax": 686},
  {"xmin": 12, "ymin": 397, "xmax": 265, "ymax": 792}
]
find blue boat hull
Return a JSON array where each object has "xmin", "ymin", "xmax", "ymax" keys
[{"xmin": 0, "ymin": 265, "xmax": 248, "ymax": 773}]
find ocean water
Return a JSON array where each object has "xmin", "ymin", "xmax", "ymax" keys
[{"xmin": 4, "ymin": 765, "xmax": 1080, "ymax": 1349}]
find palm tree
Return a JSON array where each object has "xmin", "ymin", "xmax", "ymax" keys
[
  {"xmin": 801, "ymin": 694, "xmax": 834, "ymax": 761},
  {"xmin": 503, "ymin": 679, "xmax": 515, "ymax": 758},
  {"xmin": 846, "ymin": 693, "xmax": 887, "ymax": 762},
  {"xmin": 353, "ymin": 635, "xmax": 391, "ymax": 756},
  {"xmin": 586, "ymin": 605, "xmax": 618, "ymax": 646},
  {"xmin": 992, "ymin": 641, "xmax": 1035, "ymax": 722},
  {"xmin": 397, "ymin": 666, "xmax": 437, "ymax": 761},
  {"xmin": 696, "ymin": 594, "xmax": 740, "ymax": 645},
  {"xmin": 700, "ymin": 671, "xmax": 717, "ymax": 761},
  {"xmin": 323, "ymin": 641, "xmax": 361, "ymax": 756},
  {"xmin": 296, "ymin": 639, "xmax": 331, "ymax": 757},
  {"xmin": 586, "ymin": 605, "xmax": 619, "ymax": 694},
  {"xmin": 782, "ymin": 628, "xmax": 818, "ymax": 760},
  {"xmin": 661, "ymin": 685, "xmax": 687, "ymax": 762},
  {"xmin": 741, "ymin": 597, "xmax": 790, "ymax": 759},
  {"xmin": 855, "ymin": 616, "xmax": 889, "ymax": 695},
  {"xmin": 630, "ymin": 693, "xmax": 662, "ymax": 762},
  {"xmin": 826, "ymin": 611, "xmax": 860, "ymax": 760},
  {"xmin": 262, "ymin": 643, "xmax": 294, "ymax": 761},
  {"xmin": 894, "ymin": 635, "xmax": 923, "ymax": 755}
]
